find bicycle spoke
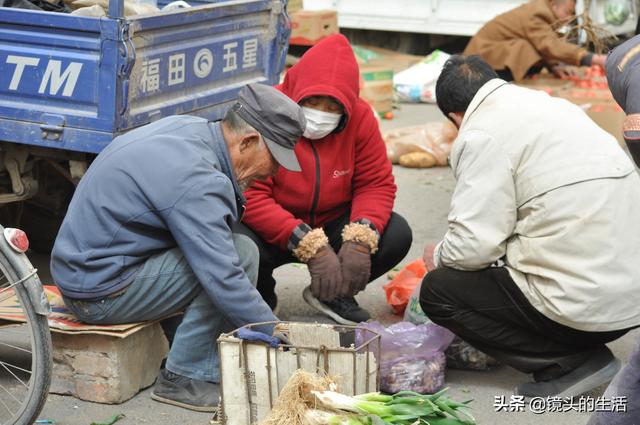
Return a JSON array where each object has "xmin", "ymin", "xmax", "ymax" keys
[
  {"xmin": 0, "ymin": 249, "xmax": 52, "ymax": 425},
  {"xmin": 0, "ymin": 379, "xmax": 24, "ymax": 405},
  {"xmin": 0, "ymin": 361, "xmax": 31, "ymax": 376},
  {"xmin": 0, "ymin": 341, "xmax": 31, "ymax": 355},
  {"xmin": 0, "ymin": 276, "xmax": 10, "ymax": 287},
  {"xmin": 0, "ymin": 327, "xmax": 28, "ymax": 335},
  {"xmin": 0, "ymin": 385, "xmax": 22, "ymax": 404},
  {"xmin": 0, "ymin": 385, "xmax": 16, "ymax": 416},
  {"xmin": 0, "ymin": 276, "xmax": 11, "ymax": 289},
  {"xmin": 0, "ymin": 361, "xmax": 28, "ymax": 388}
]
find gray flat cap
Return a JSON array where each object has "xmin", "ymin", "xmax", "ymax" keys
[{"xmin": 233, "ymin": 83, "xmax": 306, "ymax": 172}]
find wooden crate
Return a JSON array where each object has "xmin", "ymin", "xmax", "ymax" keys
[{"xmin": 217, "ymin": 322, "xmax": 379, "ymax": 425}]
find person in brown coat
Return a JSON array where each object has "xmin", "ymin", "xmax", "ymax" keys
[{"xmin": 464, "ymin": 0, "xmax": 606, "ymax": 81}]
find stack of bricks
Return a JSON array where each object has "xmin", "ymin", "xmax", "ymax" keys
[{"xmin": 50, "ymin": 323, "xmax": 169, "ymax": 403}]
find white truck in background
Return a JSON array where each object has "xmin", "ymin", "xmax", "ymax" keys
[{"xmin": 302, "ymin": 0, "xmax": 637, "ymax": 46}]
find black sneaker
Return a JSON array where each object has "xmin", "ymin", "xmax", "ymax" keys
[
  {"xmin": 445, "ymin": 337, "xmax": 500, "ymax": 370},
  {"xmin": 302, "ymin": 286, "xmax": 370, "ymax": 325},
  {"xmin": 151, "ymin": 369, "xmax": 220, "ymax": 412},
  {"xmin": 516, "ymin": 346, "xmax": 621, "ymax": 398}
]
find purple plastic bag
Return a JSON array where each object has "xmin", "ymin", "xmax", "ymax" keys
[{"xmin": 356, "ymin": 321, "xmax": 455, "ymax": 394}]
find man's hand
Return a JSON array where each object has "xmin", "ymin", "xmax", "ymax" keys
[
  {"xmin": 591, "ymin": 54, "xmax": 607, "ymax": 69},
  {"xmin": 272, "ymin": 330, "xmax": 290, "ymax": 346},
  {"xmin": 423, "ymin": 243, "xmax": 437, "ymax": 272},
  {"xmin": 237, "ymin": 328, "xmax": 286, "ymax": 348},
  {"xmin": 307, "ymin": 245, "xmax": 344, "ymax": 301},
  {"xmin": 338, "ymin": 241, "xmax": 371, "ymax": 296},
  {"xmin": 550, "ymin": 64, "xmax": 577, "ymax": 79}
]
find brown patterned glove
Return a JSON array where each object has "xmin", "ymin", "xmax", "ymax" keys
[
  {"xmin": 307, "ymin": 245, "xmax": 344, "ymax": 302},
  {"xmin": 338, "ymin": 241, "xmax": 371, "ymax": 296}
]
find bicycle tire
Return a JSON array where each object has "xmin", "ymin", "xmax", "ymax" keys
[{"xmin": 0, "ymin": 250, "xmax": 52, "ymax": 425}]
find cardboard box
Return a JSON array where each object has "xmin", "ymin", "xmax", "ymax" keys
[
  {"xmin": 361, "ymin": 80, "xmax": 394, "ymax": 115},
  {"xmin": 360, "ymin": 66, "xmax": 393, "ymax": 83},
  {"xmin": 354, "ymin": 45, "xmax": 423, "ymax": 74},
  {"xmin": 286, "ymin": 0, "xmax": 303, "ymax": 14},
  {"xmin": 218, "ymin": 322, "xmax": 379, "ymax": 425},
  {"xmin": 359, "ymin": 65, "xmax": 394, "ymax": 115},
  {"xmin": 290, "ymin": 10, "xmax": 339, "ymax": 46}
]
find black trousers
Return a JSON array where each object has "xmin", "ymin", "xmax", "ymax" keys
[
  {"xmin": 420, "ymin": 267, "xmax": 632, "ymax": 380},
  {"xmin": 235, "ymin": 211, "xmax": 413, "ymax": 298}
]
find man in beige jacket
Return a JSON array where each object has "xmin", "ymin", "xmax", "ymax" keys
[
  {"xmin": 420, "ymin": 55, "xmax": 640, "ymax": 397},
  {"xmin": 464, "ymin": 0, "xmax": 606, "ymax": 81}
]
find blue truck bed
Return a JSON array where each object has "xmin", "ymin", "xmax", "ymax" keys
[{"xmin": 0, "ymin": 0, "xmax": 290, "ymax": 154}]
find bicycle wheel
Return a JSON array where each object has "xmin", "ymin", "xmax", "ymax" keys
[{"xmin": 0, "ymin": 250, "xmax": 52, "ymax": 425}]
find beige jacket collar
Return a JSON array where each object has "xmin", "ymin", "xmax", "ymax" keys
[{"xmin": 461, "ymin": 78, "xmax": 509, "ymax": 129}]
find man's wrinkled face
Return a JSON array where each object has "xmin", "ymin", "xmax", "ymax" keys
[
  {"xmin": 552, "ymin": 0, "xmax": 576, "ymax": 23},
  {"xmin": 235, "ymin": 134, "xmax": 279, "ymax": 192}
]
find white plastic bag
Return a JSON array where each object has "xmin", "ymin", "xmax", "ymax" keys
[
  {"xmin": 394, "ymin": 50, "xmax": 451, "ymax": 103},
  {"xmin": 403, "ymin": 282, "xmax": 432, "ymax": 325}
]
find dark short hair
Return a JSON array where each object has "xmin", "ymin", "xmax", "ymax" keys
[{"xmin": 435, "ymin": 55, "xmax": 498, "ymax": 117}]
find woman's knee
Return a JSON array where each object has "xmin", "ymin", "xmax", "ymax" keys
[
  {"xmin": 377, "ymin": 213, "xmax": 413, "ymax": 265},
  {"xmin": 386, "ymin": 213, "xmax": 412, "ymax": 248}
]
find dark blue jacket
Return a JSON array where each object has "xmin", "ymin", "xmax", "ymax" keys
[
  {"xmin": 50, "ymin": 115, "xmax": 277, "ymax": 331},
  {"xmin": 606, "ymin": 34, "xmax": 640, "ymax": 114}
]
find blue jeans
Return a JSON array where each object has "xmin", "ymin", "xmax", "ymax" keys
[{"xmin": 63, "ymin": 233, "xmax": 259, "ymax": 383}]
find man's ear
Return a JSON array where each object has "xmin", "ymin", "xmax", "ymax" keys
[
  {"xmin": 239, "ymin": 132, "xmax": 261, "ymax": 153},
  {"xmin": 448, "ymin": 112, "xmax": 464, "ymax": 129}
]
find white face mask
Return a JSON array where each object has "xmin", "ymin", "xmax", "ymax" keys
[{"xmin": 302, "ymin": 106, "xmax": 342, "ymax": 140}]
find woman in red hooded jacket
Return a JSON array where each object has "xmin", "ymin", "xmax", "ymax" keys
[{"xmin": 237, "ymin": 34, "xmax": 412, "ymax": 324}]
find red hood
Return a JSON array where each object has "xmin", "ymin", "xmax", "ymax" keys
[{"xmin": 280, "ymin": 34, "xmax": 359, "ymax": 124}]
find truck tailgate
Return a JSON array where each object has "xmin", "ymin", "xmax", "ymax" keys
[{"xmin": 0, "ymin": 0, "xmax": 289, "ymax": 154}]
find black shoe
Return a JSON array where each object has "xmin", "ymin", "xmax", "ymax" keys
[
  {"xmin": 151, "ymin": 369, "xmax": 220, "ymax": 412},
  {"xmin": 303, "ymin": 286, "xmax": 370, "ymax": 325},
  {"xmin": 516, "ymin": 346, "xmax": 621, "ymax": 398},
  {"xmin": 445, "ymin": 337, "xmax": 500, "ymax": 371}
]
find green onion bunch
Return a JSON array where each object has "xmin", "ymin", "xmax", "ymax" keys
[{"xmin": 308, "ymin": 387, "xmax": 475, "ymax": 425}]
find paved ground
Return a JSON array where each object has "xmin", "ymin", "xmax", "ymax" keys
[{"xmin": 29, "ymin": 102, "xmax": 638, "ymax": 425}]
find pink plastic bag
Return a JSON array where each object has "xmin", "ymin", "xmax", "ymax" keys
[{"xmin": 357, "ymin": 321, "xmax": 455, "ymax": 394}]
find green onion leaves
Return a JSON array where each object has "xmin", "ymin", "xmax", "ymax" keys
[{"xmin": 311, "ymin": 388, "xmax": 475, "ymax": 425}]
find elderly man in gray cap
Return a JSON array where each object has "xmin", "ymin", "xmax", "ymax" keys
[{"xmin": 50, "ymin": 83, "xmax": 306, "ymax": 411}]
